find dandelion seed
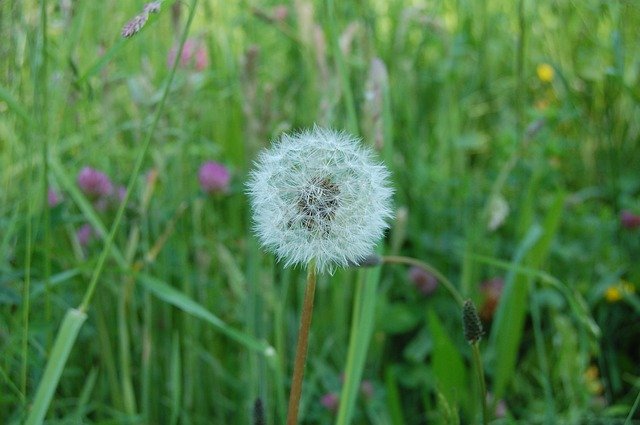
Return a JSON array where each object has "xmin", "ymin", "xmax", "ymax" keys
[{"xmin": 247, "ymin": 126, "xmax": 393, "ymax": 274}]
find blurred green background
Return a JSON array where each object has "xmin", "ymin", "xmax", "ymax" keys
[{"xmin": 1, "ymin": 0, "xmax": 639, "ymax": 423}]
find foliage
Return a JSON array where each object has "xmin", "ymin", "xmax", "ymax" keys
[{"xmin": 1, "ymin": 0, "xmax": 639, "ymax": 423}]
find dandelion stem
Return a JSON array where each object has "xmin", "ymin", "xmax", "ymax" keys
[
  {"xmin": 381, "ymin": 255, "xmax": 464, "ymax": 306},
  {"xmin": 286, "ymin": 263, "xmax": 317, "ymax": 425},
  {"xmin": 471, "ymin": 341, "xmax": 489, "ymax": 425}
]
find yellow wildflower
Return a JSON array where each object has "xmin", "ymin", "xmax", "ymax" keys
[
  {"xmin": 584, "ymin": 365, "xmax": 603, "ymax": 394},
  {"xmin": 605, "ymin": 286, "xmax": 622, "ymax": 302},
  {"xmin": 604, "ymin": 280, "xmax": 636, "ymax": 303},
  {"xmin": 585, "ymin": 365, "xmax": 599, "ymax": 380},
  {"xmin": 536, "ymin": 63, "xmax": 554, "ymax": 83}
]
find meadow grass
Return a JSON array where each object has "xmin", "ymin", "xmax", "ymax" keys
[{"xmin": 1, "ymin": 0, "xmax": 640, "ymax": 424}]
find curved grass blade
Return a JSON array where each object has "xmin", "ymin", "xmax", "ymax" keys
[
  {"xmin": 137, "ymin": 273, "xmax": 273, "ymax": 356},
  {"xmin": 25, "ymin": 309, "xmax": 87, "ymax": 425}
]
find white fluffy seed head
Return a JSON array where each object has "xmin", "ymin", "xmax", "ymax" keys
[{"xmin": 247, "ymin": 126, "xmax": 394, "ymax": 274}]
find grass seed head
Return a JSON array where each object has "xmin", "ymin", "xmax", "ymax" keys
[{"xmin": 463, "ymin": 299, "xmax": 484, "ymax": 344}]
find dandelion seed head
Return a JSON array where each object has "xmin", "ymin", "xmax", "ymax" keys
[{"xmin": 247, "ymin": 126, "xmax": 393, "ymax": 274}]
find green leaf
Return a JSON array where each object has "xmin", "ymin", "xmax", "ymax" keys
[{"xmin": 427, "ymin": 309, "xmax": 467, "ymax": 412}]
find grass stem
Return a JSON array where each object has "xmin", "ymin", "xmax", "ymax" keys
[
  {"xmin": 78, "ymin": 0, "xmax": 199, "ymax": 312},
  {"xmin": 326, "ymin": 0, "xmax": 358, "ymax": 134},
  {"xmin": 382, "ymin": 255, "xmax": 464, "ymax": 306},
  {"xmin": 471, "ymin": 342, "xmax": 488, "ymax": 425}
]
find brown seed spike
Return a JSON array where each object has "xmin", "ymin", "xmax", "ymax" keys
[{"xmin": 463, "ymin": 299, "xmax": 484, "ymax": 344}]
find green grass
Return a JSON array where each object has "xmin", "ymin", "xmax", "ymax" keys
[{"xmin": 1, "ymin": 0, "xmax": 640, "ymax": 423}]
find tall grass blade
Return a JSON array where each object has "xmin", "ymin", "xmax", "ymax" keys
[
  {"xmin": 384, "ymin": 367, "xmax": 406, "ymax": 425},
  {"xmin": 73, "ymin": 367, "xmax": 98, "ymax": 422},
  {"xmin": 489, "ymin": 224, "xmax": 541, "ymax": 399},
  {"xmin": 25, "ymin": 308, "xmax": 87, "ymax": 425},
  {"xmin": 336, "ymin": 264, "xmax": 382, "ymax": 425},
  {"xmin": 490, "ymin": 192, "xmax": 565, "ymax": 401},
  {"xmin": 169, "ymin": 332, "xmax": 181, "ymax": 425},
  {"xmin": 624, "ymin": 388, "xmax": 640, "ymax": 425},
  {"xmin": 137, "ymin": 273, "xmax": 272, "ymax": 355}
]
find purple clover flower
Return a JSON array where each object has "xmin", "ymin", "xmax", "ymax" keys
[
  {"xmin": 167, "ymin": 38, "xmax": 209, "ymax": 71},
  {"xmin": 320, "ymin": 392, "xmax": 339, "ymax": 413},
  {"xmin": 76, "ymin": 223, "xmax": 94, "ymax": 247},
  {"xmin": 408, "ymin": 266, "xmax": 438, "ymax": 295},
  {"xmin": 360, "ymin": 380, "xmax": 374, "ymax": 401},
  {"xmin": 48, "ymin": 188, "xmax": 63, "ymax": 207},
  {"xmin": 198, "ymin": 161, "xmax": 230, "ymax": 194},
  {"xmin": 117, "ymin": 185, "xmax": 127, "ymax": 203},
  {"xmin": 621, "ymin": 210, "xmax": 640, "ymax": 229},
  {"xmin": 77, "ymin": 167, "xmax": 114, "ymax": 198}
]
